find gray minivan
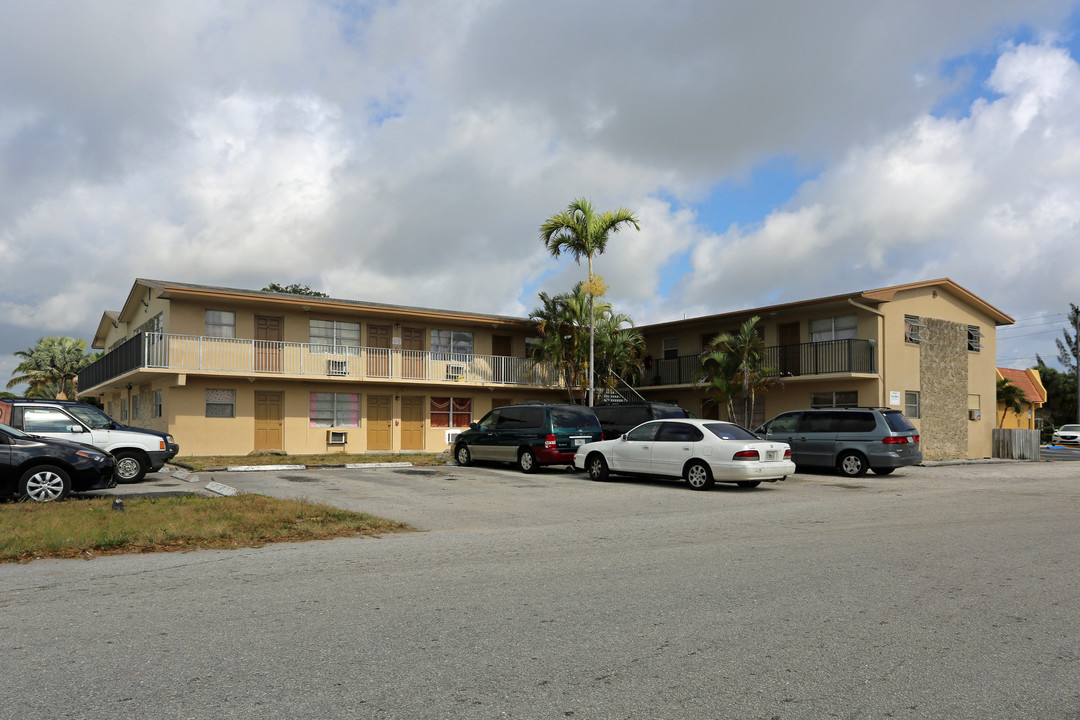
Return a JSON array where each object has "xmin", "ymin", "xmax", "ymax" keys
[
  {"xmin": 453, "ymin": 403, "xmax": 603, "ymax": 473},
  {"xmin": 755, "ymin": 407, "xmax": 921, "ymax": 477}
]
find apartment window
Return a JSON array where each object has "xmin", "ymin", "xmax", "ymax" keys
[
  {"xmin": 663, "ymin": 338, "xmax": 679, "ymax": 360},
  {"xmin": 905, "ymin": 391, "xmax": 920, "ymax": 419},
  {"xmin": 309, "ymin": 392, "xmax": 360, "ymax": 427},
  {"xmin": 119, "ymin": 398, "xmax": 128, "ymax": 422},
  {"xmin": 309, "ymin": 319, "xmax": 361, "ymax": 352},
  {"xmin": 904, "ymin": 315, "xmax": 925, "ymax": 344},
  {"xmin": 430, "ymin": 330, "xmax": 473, "ymax": 358},
  {"xmin": 967, "ymin": 325, "xmax": 983, "ymax": 352},
  {"xmin": 809, "ymin": 314, "xmax": 857, "ymax": 342},
  {"xmin": 136, "ymin": 313, "xmax": 163, "ymax": 336},
  {"xmin": 811, "ymin": 391, "xmax": 859, "ymax": 408},
  {"xmin": 430, "ymin": 397, "xmax": 472, "ymax": 427},
  {"xmin": 205, "ymin": 310, "xmax": 235, "ymax": 338},
  {"xmin": 153, "ymin": 390, "xmax": 162, "ymax": 418},
  {"xmin": 205, "ymin": 389, "xmax": 235, "ymax": 418},
  {"xmin": 131, "ymin": 395, "xmax": 140, "ymax": 421}
]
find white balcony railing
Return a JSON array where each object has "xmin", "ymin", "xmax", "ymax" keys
[{"xmin": 132, "ymin": 333, "xmax": 559, "ymax": 386}]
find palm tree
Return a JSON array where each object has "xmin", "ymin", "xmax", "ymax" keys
[
  {"xmin": 997, "ymin": 377, "xmax": 1027, "ymax": 428},
  {"xmin": 698, "ymin": 350, "xmax": 740, "ymax": 421},
  {"xmin": 7, "ymin": 336, "xmax": 95, "ymax": 400},
  {"xmin": 706, "ymin": 317, "xmax": 777, "ymax": 428},
  {"xmin": 540, "ymin": 197, "xmax": 639, "ymax": 406}
]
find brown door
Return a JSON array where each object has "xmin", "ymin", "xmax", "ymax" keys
[
  {"xmin": 254, "ymin": 391, "xmax": 283, "ymax": 451},
  {"xmin": 401, "ymin": 396, "xmax": 424, "ymax": 450},
  {"xmin": 367, "ymin": 324, "xmax": 391, "ymax": 377},
  {"xmin": 367, "ymin": 395, "xmax": 392, "ymax": 451},
  {"xmin": 402, "ymin": 327, "xmax": 424, "ymax": 379},
  {"xmin": 778, "ymin": 322, "xmax": 800, "ymax": 376},
  {"xmin": 255, "ymin": 315, "xmax": 283, "ymax": 372},
  {"xmin": 492, "ymin": 334, "xmax": 512, "ymax": 382}
]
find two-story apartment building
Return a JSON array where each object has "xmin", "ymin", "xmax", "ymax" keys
[
  {"xmin": 633, "ymin": 279, "xmax": 1013, "ymax": 460},
  {"xmin": 78, "ymin": 279, "xmax": 566, "ymax": 457},
  {"xmin": 78, "ymin": 277, "xmax": 1012, "ymax": 461}
]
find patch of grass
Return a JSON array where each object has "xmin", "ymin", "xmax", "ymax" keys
[
  {"xmin": 0, "ymin": 495, "xmax": 412, "ymax": 564},
  {"xmin": 174, "ymin": 452, "xmax": 447, "ymax": 471}
]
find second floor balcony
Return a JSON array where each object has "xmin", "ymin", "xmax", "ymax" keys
[
  {"xmin": 79, "ymin": 332, "xmax": 561, "ymax": 391},
  {"xmin": 644, "ymin": 338, "xmax": 877, "ymax": 386}
]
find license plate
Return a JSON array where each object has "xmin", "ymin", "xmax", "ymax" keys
[
  {"xmin": 573, "ymin": 437, "xmax": 588, "ymax": 447},
  {"xmin": 766, "ymin": 450, "xmax": 779, "ymax": 461}
]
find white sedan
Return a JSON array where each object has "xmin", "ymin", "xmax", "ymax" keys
[
  {"xmin": 574, "ymin": 418, "xmax": 795, "ymax": 490},
  {"xmin": 1051, "ymin": 424, "xmax": 1080, "ymax": 444}
]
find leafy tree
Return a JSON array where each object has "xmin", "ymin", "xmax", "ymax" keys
[
  {"xmin": 1054, "ymin": 303, "xmax": 1080, "ymax": 374},
  {"xmin": 701, "ymin": 317, "xmax": 777, "ymax": 428},
  {"xmin": 262, "ymin": 283, "xmax": 328, "ymax": 297},
  {"xmin": 540, "ymin": 197, "xmax": 639, "ymax": 405},
  {"xmin": 698, "ymin": 350, "xmax": 740, "ymax": 422},
  {"xmin": 1035, "ymin": 355, "xmax": 1078, "ymax": 429},
  {"xmin": 996, "ymin": 377, "xmax": 1026, "ymax": 428},
  {"xmin": 529, "ymin": 283, "xmax": 643, "ymax": 405},
  {"xmin": 7, "ymin": 336, "xmax": 95, "ymax": 399}
]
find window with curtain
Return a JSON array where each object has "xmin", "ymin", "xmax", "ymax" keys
[
  {"xmin": 430, "ymin": 397, "xmax": 472, "ymax": 427},
  {"xmin": 205, "ymin": 310, "xmax": 235, "ymax": 338}
]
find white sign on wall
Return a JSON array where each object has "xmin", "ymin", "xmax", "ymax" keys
[{"xmin": 889, "ymin": 391, "xmax": 901, "ymax": 406}]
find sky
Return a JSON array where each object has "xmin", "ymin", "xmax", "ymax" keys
[{"xmin": 3, "ymin": 0, "xmax": 1080, "ymax": 390}]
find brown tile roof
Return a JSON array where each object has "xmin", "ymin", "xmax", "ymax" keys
[{"xmin": 997, "ymin": 368, "xmax": 1046, "ymax": 403}]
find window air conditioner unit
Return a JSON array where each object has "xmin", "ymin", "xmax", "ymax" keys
[
  {"xmin": 446, "ymin": 364, "xmax": 466, "ymax": 380},
  {"xmin": 327, "ymin": 359, "xmax": 348, "ymax": 376},
  {"xmin": 445, "ymin": 430, "xmax": 461, "ymax": 445},
  {"xmin": 968, "ymin": 409, "xmax": 981, "ymax": 421},
  {"xmin": 327, "ymin": 430, "xmax": 348, "ymax": 444}
]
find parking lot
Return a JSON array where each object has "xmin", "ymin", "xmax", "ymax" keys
[{"xmin": 6, "ymin": 459, "xmax": 1080, "ymax": 719}]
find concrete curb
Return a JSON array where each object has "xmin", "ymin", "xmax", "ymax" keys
[
  {"xmin": 205, "ymin": 480, "xmax": 240, "ymax": 496},
  {"xmin": 225, "ymin": 464, "xmax": 308, "ymax": 472},
  {"xmin": 344, "ymin": 462, "xmax": 413, "ymax": 469}
]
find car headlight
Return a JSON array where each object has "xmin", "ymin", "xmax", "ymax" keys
[
  {"xmin": 166, "ymin": 435, "xmax": 175, "ymax": 444},
  {"xmin": 76, "ymin": 450, "xmax": 108, "ymax": 462}
]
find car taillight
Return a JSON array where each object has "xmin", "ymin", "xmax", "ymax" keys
[
  {"xmin": 784, "ymin": 448, "xmax": 792, "ymax": 459},
  {"xmin": 883, "ymin": 435, "xmax": 918, "ymax": 445},
  {"xmin": 733, "ymin": 450, "xmax": 759, "ymax": 460},
  {"xmin": 545, "ymin": 434, "xmax": 557, "ymax": 449}
]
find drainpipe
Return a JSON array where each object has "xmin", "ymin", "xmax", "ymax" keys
[{"xmin": 847, "ymin": 299, "xmax": 886, "ymax": 406}]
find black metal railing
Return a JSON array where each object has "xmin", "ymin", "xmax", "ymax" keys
[
  {"xmin": 78, "ymin": 333, "xmax": 145, "ymax": 390},
  {"xmin": 641, "ymin": 339, "xmax": 876, "ymax": 387}
]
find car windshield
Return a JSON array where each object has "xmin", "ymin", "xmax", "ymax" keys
[
  {"xmin": 651, "ymin": 405, "xmax": 686, "ymax": 419},
  {"xmin": 66, "ymin": 405, "xmax": 115, "ymax": 429},
  {"xmin": 1059, "ymin": 425, "xmax": 1080, "ymax": 432},
  {"xmin": 703, "ymin": 422, "xmax": 759, "ymax": 441},
  {"xmin": 551, "ymin": 406, "xmax": 598, "ymax": 429},
  {"xmin": 882, "ymin": 411, "xmax": 916, "ymax": 432},
  {"xmin": 0, "ymin": 421, "xmax": 31, "ymax": 438}
]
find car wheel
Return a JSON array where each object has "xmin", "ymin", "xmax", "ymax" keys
[
  {"xmin": 113, "ymin": 451, "xmax": 148, "ymax": 483},
  {"xmin": 872, "ymin": 467, "xmax": 895, "ymax": 475},
  {"xmin": 736, "ymin": 481, "xmax": 761, "ymax": 488},
  {"xmin": 837, "ymin": 451, "xmax": 868, "ymax": 477},
  {"xmin": 685, "ymin": 461, "xmax": 714, "ymax": 491},
  {"xmin": 19, "ymin": 465, "xmax": 72, "ymax": 502},
  {"xmin": 586, "ymin": 453, "xmax": 609, "ymax": 481},
  {"xmin": 518, "ymin": 449, "xmax": 538, "ymax": 474},
  {"xmin": 455, "ymin": 444, "xmax": 472, "ymax": 467}
]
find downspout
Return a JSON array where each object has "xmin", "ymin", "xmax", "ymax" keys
[{"xmin": 847, "ymin": 299, "xmax": 886, "ymax": 406}]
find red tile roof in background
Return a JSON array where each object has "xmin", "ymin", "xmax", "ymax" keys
[{"xmin": 998, "ymin": 368, "xmax": 1046, "ymax": 403}]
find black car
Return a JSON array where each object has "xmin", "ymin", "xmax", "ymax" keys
[
  {"xmin": 1, "ymin": 422, "xmax": 117, "ymax": 502},
  {"xmin": 592, "ymin": 402, "xmax": 692, "ymax": 439}
]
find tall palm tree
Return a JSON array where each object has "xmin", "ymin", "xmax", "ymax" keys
[
  {"xmin": 540, "ymin": 197, "xmax": 639, "ymax": 406},
  {"xmin": 698, "ymin": 350, "xmax": 740, "ymax": 421},
  {"xmin": 7, "ymin": 336, "xmax": 94, "ymax": 400},
  {"xmin": 997, "ymin": 377, "xmax": 1027, "ymax": 428}
]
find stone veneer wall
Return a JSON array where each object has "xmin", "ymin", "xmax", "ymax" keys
[{"xmin": 919, "ymin": 318, "xmax": 969, "ymax": 460}]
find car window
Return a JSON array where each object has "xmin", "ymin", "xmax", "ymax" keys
[
  {"xmin": 656, "ymin": 422, "xmax": 704, "ymax": 443},
  {"xmin": 22, "ymin": 408, "xmax": 78, "ymax": 433},
  {"xmin": 882, "ymin": 411, "xmax": 916, "ymax": 432},
  {"xmin": 497, "ymin": 406, "xmax": 544, "ymax": 428},
  {"xmin": 65, "ymin": 405, "xmax": 115, "ymax": 429},
  {"xmin": 703, "ymin": 422, "xmax": 759, "ymax": 441},
  {"xmin": 1059, "ymin": 425, "xmax": 1080, "ymax": 432},
  {"xmin": 0, "ymin": 421, "xmax": 30, "ymax": 438},
  {"xmin": 625, "ymin": 422, "xmax": 661, "ymax": 442},
  {"xmin": 800, "ymin": 411, "xmax": 842, "ymax": 432},
  {"xmin": 550, "ymin": 406, "xmax": 598, "ymax": 429},
  {"xmin": 476, "ymin": 410, "xmax": 499, "ymax": 429},
  {"xmin": 766, "ymin": 412, "xmax": 801, "ymax": 433},
  {"xmin": 835, "ymin": 412, "xmax": 877, "ymax": 433},
  {"xmin": 650, "ymin": 405, "xmax": 686, "ymax": 419}
]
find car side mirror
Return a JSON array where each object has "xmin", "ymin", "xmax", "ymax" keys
[
  {"xmin": 620, "ymin": 434, "xmax": 627, "ymax": 441},
  {"xmin": 67, "ymin": 425, "xmax": 86, "ymax": 433}
]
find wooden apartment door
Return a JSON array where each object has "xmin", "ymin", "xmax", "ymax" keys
[
  {"xmin": 254, "ymin": 391, "xmax": 283, "ymax": 451},
  {"xmin": 401, "ymin": 396, "xmax": 425, "ymax": 451},
  {"xmin": 367, "ymin": 324, "xmax": 391, "ymax": 377},
  {"xmin": 402, "ymin": 327, "xmax": 424, "ymax": 379},
  {"xmin": 367, "ymin": 395, "xmax": 392, "ymax": 451},
  {"xmin": 778, "ymin": 322, "xmax": 800, "ymax": 376},
  {"xmin": 491, "ymin": 335, "xmax": 512, "ymax": 382},
  {"xmin": 255, "ymin": 315, "xmax": 283, "ymax": 372}
]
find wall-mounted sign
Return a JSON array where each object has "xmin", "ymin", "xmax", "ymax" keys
[{"xmin": 889, "ymin": 391, "xmax": 901, "ymax": 406}]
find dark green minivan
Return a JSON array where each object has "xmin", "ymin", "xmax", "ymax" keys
[{"xmin": 453, "ymin": 403, "xmax": 603, "ymax": 473}]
